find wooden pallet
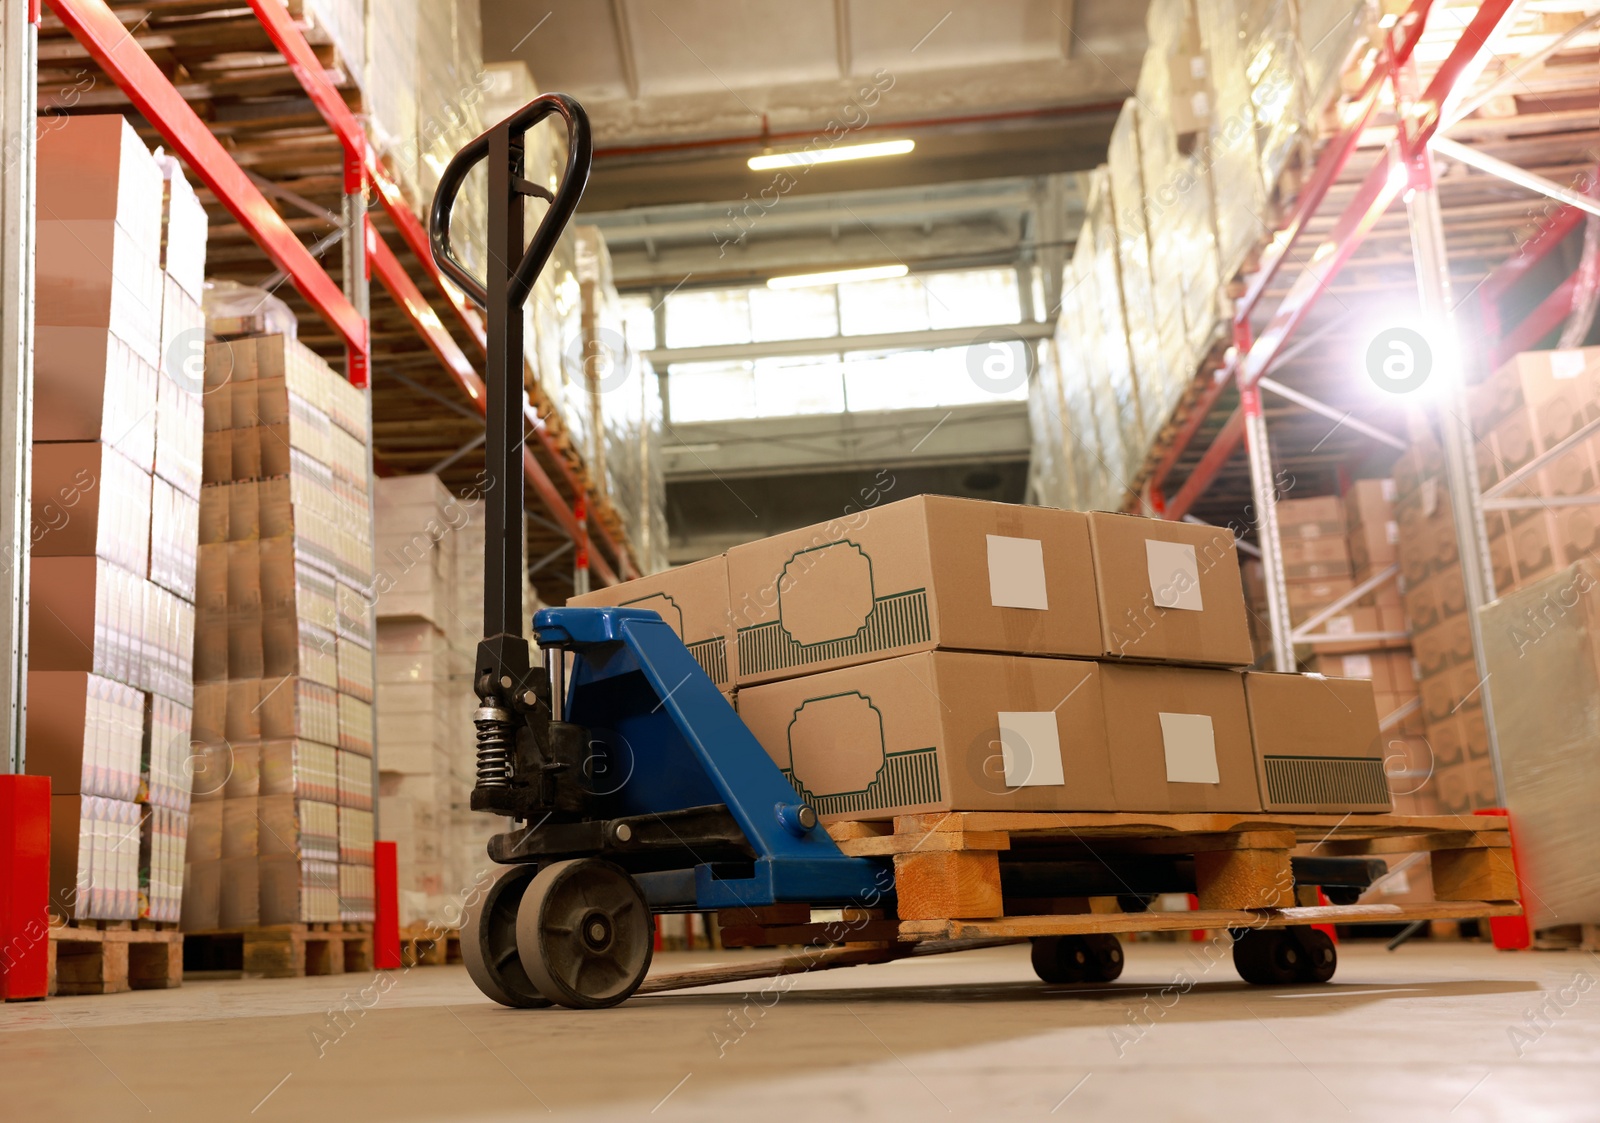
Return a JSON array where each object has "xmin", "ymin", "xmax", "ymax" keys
[
  {"xmin": 776, "ymin": 811, "xmax": 1524, "ymax": 944},
  {"xmin": 48, "ymin": 919, "xmax": 184, "ymax": 997},
  {"xmin": 183, "ymin": 922, "xmax": 373, "ymax": 979},
  {"xmin": 398, "ymin": 924, "xmax": 461, "ymax": 968}
]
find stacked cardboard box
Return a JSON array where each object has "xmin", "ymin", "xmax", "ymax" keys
[
  {"xmin": 1388, "ymin": 347, "xmax": 1600, "ymax": 816},
  {"xmin": 182, "ymin": 334, "xmax": 375, "ymax": 929},
  {"xmin": 373, "ymin": 475, "xmax": 525, "ymax": 926},
  {"xmin": 579, "ymin": 496, "xmax": 1392, "ymax": 821},
  {"xmin": 28, "ymin": 115, "xmax": 206, "ymax": 923}
]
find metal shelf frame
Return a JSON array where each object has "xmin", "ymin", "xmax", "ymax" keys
[
  {"xmin": 43, "ymin": 0, "xmax": 636, "ymax": 587},
  {"xmin": 1141, "ymin": 0, "xmax": 1600, "ymax": 807}
]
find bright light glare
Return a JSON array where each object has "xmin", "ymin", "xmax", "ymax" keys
[
  {"xmin": 748, "ymin": 139, "xmax": 915, "ymax": 171},
  {"xmin": 767, "ymin": 264, "xmax": 908, "ymax": 290}
]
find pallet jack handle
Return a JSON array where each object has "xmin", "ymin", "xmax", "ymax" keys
[{"xmin": 428, "ymin": 94, "xmax": 592, "ymax": 698}]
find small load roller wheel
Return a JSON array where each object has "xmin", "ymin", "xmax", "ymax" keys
[
  {"xmin": 462, "ymin": 864, "xmax": 553, "ymax": 1008},
  {"xmin": 1232, "ymin": 927, "xmax": 1337, "ymax": 986},
  {"xmin": 1031, "ymin": 934, "xmax": 1125, "ymax": 985},
  {"xmin": 517, "ymin": 858, "xmax": 654, "ymax": 1009}
]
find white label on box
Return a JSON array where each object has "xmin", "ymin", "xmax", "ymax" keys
[
  {"xmin": 1191, "ymin": 91, "xmax": 1210, "ymax": 118},
  {"xmin": 1420, "ymin": 478, "xmax": 1439, "ymax": 518},
  {"xmin": 998, "ymin": 711, "xmax": 1065, "ymax": 787},
  {"xmin": 1342, "ymin": 654, "xmax": 1374, "ymax": 679},
  {"xmin": 1381, "ymin": 479, "xmax": 1397, "ymax": 501},
  {"xmin": 1327, "ymin": 615, "xmax": 1355, "ymax": 636},
  {"xmin": 986, "ymin": 535, "xmax": 1048, "ymax": 610},
  {"xmin": 1159, "ymin": 712, "xmax": 1219, "ymax": 784},
  {"xmin": 1385, "ymin": 519, "xmax": 1400, "ymax": 545},
  {"xmin": 1550, "ymin": 350, "xmax": 1585, "ymax": 380},
  {"xmin": 1146, "ymin": 540, "xmax": 1204, "ymax": 611}
]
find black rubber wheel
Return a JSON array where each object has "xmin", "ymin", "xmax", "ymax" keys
[
  {"xmin": 1231, "ymin": 929, "xmax": 1300, "ymax": 985},
  {"xmin": 1031, "ymin": 934, "xmax": 1124, "ymax": 985},
  {"xmin": 1292, "ymin": 928, "xmax": 1337, "ymax": 983},
  {"xmin": 517, "ymin": 858, "xmax": 654, "ymax": 1009},
  {"xmin": 461, "ymin": 865, "xmax": 552, "ymax": 1008}
]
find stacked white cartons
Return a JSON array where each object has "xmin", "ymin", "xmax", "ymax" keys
[
  {"xmin": 29, "ymin": 115, "xmax": 201, "ymax": 923},
  {"xmin": 183, "ymin": 334, "xmax": 376, "ymax": 929},
  {"xmin": 374, "ymin": 476, "xmax": 458, "ymax": 925}
]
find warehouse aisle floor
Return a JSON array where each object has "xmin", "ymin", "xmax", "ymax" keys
[{"xmin": 4, "ymin": 941, "xmax": 1595, "ymax": 1121}]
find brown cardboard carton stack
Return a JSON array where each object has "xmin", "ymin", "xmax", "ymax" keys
[
  {"xmin": 28, "ymin": 115, "xmax": 206, "ymax": 923},
  {"xmin": 373, "ymin": 475, "xmax": 517, "ymax": 926},
  {"xmin": 581, "ymin": 496, "xmax": 1391, "ymax": 822},
  {"xmin": 183, "ymin": 334, "xmax": 375, "ymax": 929},
  {"xmin": 1294, "ymin": 481, "xmax": 1430, "ymax": 814},
  {"xmin": 1278, "ymin": 492, "xmax": 1407, "ymax": 655},
  {"xmin": 1391, "ymin": 463, "xmax": 1495, "ymax": 814}
]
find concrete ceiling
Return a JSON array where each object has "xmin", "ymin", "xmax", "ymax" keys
[{"xmin": 482, "ymin": 0, "xmax": 1148, "ymax": 211}]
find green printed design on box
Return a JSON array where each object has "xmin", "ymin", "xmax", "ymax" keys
[
  {"xmin": 622, "ymin": 591, "xmax": 727, "ymax": 686},
  {"xmin": 739, "ymin": 589, "xmax": 930, "ymax": 676},
  {"xmin": 782, "ymin": 750, "xmax": 941, "ymax": 816},
  {"xmin": 1263, "ymin": 756, "xmax": 1390, "ymax": 808},
  {"xmin": 685, "ymin": 636, "xmax": 728, "ymax": 686},
  {"xmin": 781, "ymin": 689, "xmax": 940, "ymax": 814}
]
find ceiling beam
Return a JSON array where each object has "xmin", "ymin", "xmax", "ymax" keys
[
  {"xmin": 834, "ymin": 0, "xmax": 852, "ymax": 78},
  {"xmin": 646, "ymin": 319, "xmax": 1052, "ymax": 365}
]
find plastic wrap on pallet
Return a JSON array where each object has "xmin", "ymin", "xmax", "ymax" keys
[
  {"xmin": 1134, "ymin": 56, "xmax": 1199, "ymax": 382},
  {"xmin": 1026, "ymin": 336, "xmax": 1077, "ymax": 510},
  {"xmin": 1107, "ymin": 101, "xmax": 1174, "ymax": 442},
  {"xmin": 530, "ymin": 233, "xmax": 591, "ymax": 469},
  {"xmin": 1246, "ymin": 0, "xmax": 1311, "ymax": 192},
  {"xmin": 1196, "ymin": 0, "xmax": 1271, "ymax": 282},
  {"xmin": 1064, "ymin": 238, "xmax": 1127, "ymax": 511},
  {"xmin": 1086, "ymin": 172, "xmax": 1144, "ymax": 488},
  {"xmin": 1296, "ymin": 2, "xmax": 1368, "ymax": 122},
  {"xmin": 368, "ymin": 0, "xmax": 420, "ymax": 205},
  {"xmin": 301, "ymin": 0, "xmax": 367, "ymax": 92},
  {"xmin": 1052, "ymin": 296, "xmax": 1099, "ymax": 511},
  {"xmin": 1172, "ymin": 150, "xmax": 1225, "ymax": 359},
  {"xmin": 1479, "ymin": 560, "xmax": 1600, "ymax": 931}
]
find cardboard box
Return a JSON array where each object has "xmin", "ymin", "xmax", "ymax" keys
[
  {"xmin": 1277, "ymin": 496, "xmax": 1345, "ymax": 537},
  {"xmin": 1344, "ymin": 479, "xmax": 1396, "ymax": 533},
  {"xmin": 569, "ymin": 553, "xmax": 738, "ymax": 688},
  {"xmin": 737, "ymin": 651, "xmax": 1115, "ymax": 820},
  {"xmin": 1244, "ymin": 672, "xmax": 1389, "ymax": 812},
  {"xmin": 24, "ymin": 671, "xmax": 145, "ymax": 800},
  {"xmin": 30, "ymin": 441, "xmax": 152, "ymax": 576},
  {"xmin": 1308, "ymin": 650, "xmax": 1416, "ymax": 695},
  {"xmin": 737, "ymin": 651, "xmax": 1261, "ymax": 819},
  {"xmin": 726, "ymin": 496, "xmax": 1101, "ymax": 685},
  {"xmin": 1087, "ymin": 512, "xmax": 1253, "ymax": 666},
  {"xmin": 1286, "ymin": 577, "xmax": 1355, "ymax": 622},
  {"xmin": 36, "ymin": 114, "xmax": 164, "ymax": 252},
  {"xmin": 33, "ymin": 326, "xmax": 159, "ymax": 470},
  {"xmin": 1413, "ymin": 612, "xmax": 1474, "ymax": 678},
  {"xmin": 36, "ymin": 219, "xmax": 163, "ymax": 367},
  {"xmin": 1494, "ymin": 348, "xmax": 1600, "ymax": 452}
]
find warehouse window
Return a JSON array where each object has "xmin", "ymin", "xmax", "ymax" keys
[{"xmin": 658, "ymin": 268, "xmax": 1030, "ymax": 421}]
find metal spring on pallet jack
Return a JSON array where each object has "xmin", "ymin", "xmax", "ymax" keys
[{"xmin": 472, "ymin": 704, "xmax": 515, "ymax": 788}]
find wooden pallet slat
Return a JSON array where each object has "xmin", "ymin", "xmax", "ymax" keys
[{"xmin": 46, "ymin": 922, "xmax": 184, "ymax": 997}]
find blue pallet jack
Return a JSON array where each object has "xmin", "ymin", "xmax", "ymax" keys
[
  {"xmin": 429, "ymin": 94, "xmax": 887, "ymax": 1009},
  {"xmin": 428, "ymin": 94, "xmax": 1388, "ymax": 1009}
]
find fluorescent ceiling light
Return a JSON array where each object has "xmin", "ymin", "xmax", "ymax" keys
[
  {"xmin": 767, "ymin": 264, "xmax": 908, "ymax": 289},
  {"xmin": 748, "ymin": 139, "xmax": 915, "ymax": 171}
]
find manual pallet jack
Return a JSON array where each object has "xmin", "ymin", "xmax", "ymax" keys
[{"xmin": 428, "ymin": 95, "xmax": 1436, "ymax": 1010}]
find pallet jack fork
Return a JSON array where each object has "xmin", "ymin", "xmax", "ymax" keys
[{"xmin": 429, "ymin": 95, "xmax": 884, "ymax": 1009}]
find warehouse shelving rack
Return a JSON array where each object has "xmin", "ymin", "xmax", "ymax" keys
[
  {"xmin": 34, "ymin": 0, "xmax": 639, "ymax": 592},
  {"xmin": 1133, "ymin": 0, "xmax": 1600, "ymax": 808}
]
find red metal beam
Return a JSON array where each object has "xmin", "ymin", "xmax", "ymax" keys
[
  {"xmin": 1240, "ymin": 151, "xmax": 1407, "ymax": 387},
  {"xmin": 1166, "ymin": 407, "xmax": 1246, "ymax": 522},
  {"xmin": 46, "ymin": 0, "xmax": 365, "ymax": 353},
  {"xmin": 1234, "ymin": 0, "xmax": 1436, "ymax": 323},
  {"xmin": 368, "ymin": 231, "xmax": 619, "ymax": 587},
  {"xmin": 1490, "ymin": 270, "xmax": 1579, "ymax": 368}
]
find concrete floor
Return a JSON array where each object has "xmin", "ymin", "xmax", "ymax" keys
[{"xmin": 3, "ymin": 940, "xmax": 1598, "ymax": 1121}]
